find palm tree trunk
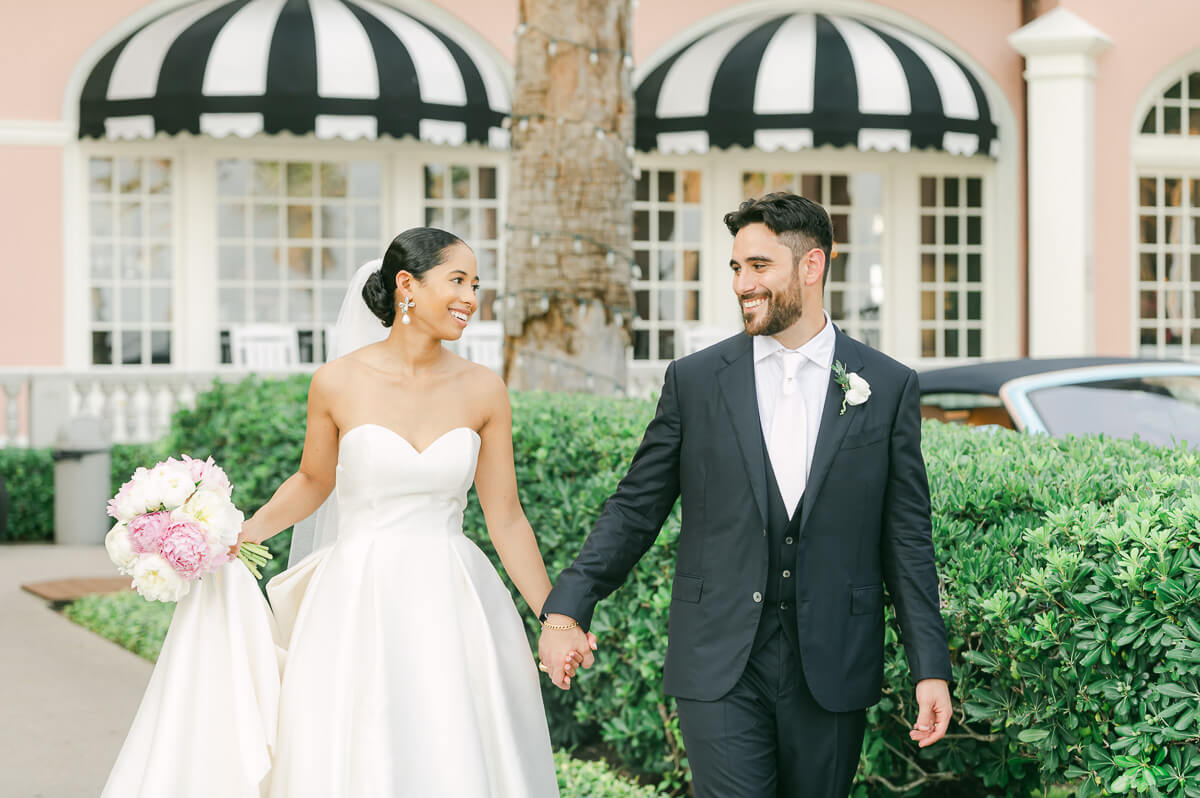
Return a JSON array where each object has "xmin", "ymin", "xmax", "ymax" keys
[{"xmin": 503, "ymin": 0, "xmax": 634, "ymax": 394}]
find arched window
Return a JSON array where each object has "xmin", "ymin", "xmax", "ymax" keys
[
  {"xmin": 631, "ymin": 6, "xmax": 1016, "ymax": 388},
  {"xmin": 1134, "ymin": 61, "xmax": 1200, "ymax": 358},
  {"xmin": 1139, "ymin": 71, "xmax": 1200, "ymax": 137},
  {"xmin": 1132, "ymin": 59, "xmax": 1200, "ymax": 355},
  {"xmin": 70, "ymin": 0, "xmax": 509, "ymax": 369}
]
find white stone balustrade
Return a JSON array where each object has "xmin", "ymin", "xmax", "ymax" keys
[
  {"xmin": 0, "ymin": 342, "xmax": 674, "ymax": 449},
  {"xmin": 0, "ymin": 375, "xmax": 29, "ymax": 448},
  {"xmin": 0, "ymin": 367, "xmax": 315, "ymax": 449}
]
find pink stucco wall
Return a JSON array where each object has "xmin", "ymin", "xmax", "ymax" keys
[
  {"xmin": 1056, "ymin": 0, "xmax": 1200, "ymax": 355},
  {"xmin": 0, "ymin": 148, "xmax": 63, "ymax": 366},
  {"xmin": 0, "ymin": 0, "xmax": 1030, "ymax": 153},
  {"xmin": 0, "ymin": 0, "xmax": 149, "ymax": 366},
  {"xmin": 0, "ymin": 0, "xmax": 149, "ymax": 120},
  {"xmin": 0, "ymin": 0, "xmax": 1032, "ymax": 367},
  {"xmin": 15, "ymin": 0, "xmax": 1189, "ymax": 362}
]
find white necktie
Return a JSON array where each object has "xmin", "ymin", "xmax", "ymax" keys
[{"xmin": 768, "ymin": 349, "xmax": 807, "ymax": 518}]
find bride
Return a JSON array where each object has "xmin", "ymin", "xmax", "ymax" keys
[{"xmin": 102, "ymin": 228, "xmax": 594, "ymax": 797}]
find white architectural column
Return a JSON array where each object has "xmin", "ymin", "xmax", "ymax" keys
[{"xmin": 1010, "ymin": 9, "xmax": 1110, "ymax": 357}]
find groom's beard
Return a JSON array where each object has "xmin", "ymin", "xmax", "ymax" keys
[{"xmin": 741, "ymin": 272, "xmax": 805, "ymax": 337}]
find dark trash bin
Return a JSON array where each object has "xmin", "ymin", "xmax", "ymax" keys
[{"xmin": 53, "ymin": 417, "xmax": 111, "ymax": 545}]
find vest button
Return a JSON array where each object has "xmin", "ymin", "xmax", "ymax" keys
[
  {"xmin": 752, "ymin": 591, "xmax": 763, "ymax": 603},
  {"xmin": 782, "ymin": 570, "xmax": 791, "ymax": 578},
  {"xmin": 784, "ymin": 536, "xmax": 794, "ymax": 545}
]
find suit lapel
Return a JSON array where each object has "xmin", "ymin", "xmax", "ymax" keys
[
  {"xmin": 798, "ymin": 329, "xmax": 864, "ymax": 532},
  {"xmin": 716, "ymin": 335, "xmax": 769, "ymax": 526}
]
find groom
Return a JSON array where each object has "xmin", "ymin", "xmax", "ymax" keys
[{"xmin": 539, "ymin": 192, "xmax": 952, "ymax": 796}]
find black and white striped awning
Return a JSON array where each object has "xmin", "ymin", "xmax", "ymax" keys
[
  {"xmin": 636, "ymin": 12, "xmax": 998, "ymax": 157},
  {"xmin": 79, "ymin": 0, "xmax": 510, "ymax": 146}
]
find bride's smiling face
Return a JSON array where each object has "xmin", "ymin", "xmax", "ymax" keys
[{"xmin": 396, "ymin": 243, "xmax": 479, "ymax": 340}]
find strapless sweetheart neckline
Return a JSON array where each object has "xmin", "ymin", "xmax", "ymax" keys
[{"xmin": 340, "ymin": 423, "xmax": 480, "ymax": 456}]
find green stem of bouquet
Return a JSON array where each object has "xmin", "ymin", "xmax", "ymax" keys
[{"xmin": 237, "ymin": 542, "xmax": 273, "ymax": 580}]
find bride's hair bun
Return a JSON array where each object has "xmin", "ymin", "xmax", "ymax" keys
[
  {"xmin": 362, "ymin": 269, "xmax": 396, "ymax": 326},
  {"xmin": 364, "ymin": 228, "xmax": 467, "ymax": 327}
]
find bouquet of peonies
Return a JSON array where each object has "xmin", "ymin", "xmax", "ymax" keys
[{"xmin": 104, "ymin": 454, "xmax": 271, "ymax": 602}]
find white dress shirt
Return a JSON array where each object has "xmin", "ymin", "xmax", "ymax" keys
[{"xmin": 753, "ymin": 311, "xmax": 837, "ymax": 489}]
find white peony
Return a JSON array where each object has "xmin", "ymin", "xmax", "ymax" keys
[
  {"xmin": 105, "ymin": 523, "xmax": 138, "ymax": 575},
  {"xmin": 131, "ymin": 553, "xmax": 189, "ymax": 602},
  {"xmin": 172, "ymin": 488, "xmax": 244, "ymax": 546},
  {"xmin": 148, "ymin": 461, "xmax": 198, "ymax": 509},
  {"xmin": 845, "ymin": 372, "xmax": 871, "ymax": 406}
]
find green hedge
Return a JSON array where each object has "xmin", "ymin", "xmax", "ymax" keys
[
  {"xmin": 55, "ymin": 377, "xmax": 1200, "ymax": 795},
  {"xmin": 554, "ymin": 751, "xmax": 665, "ymax": 797},
  {"xmin": 0, "ymin": 441, "xmax": 171, "ymax": 543},
  {"xmin": 909, "ymin": 427, "xmax": 1200, "ymax": 798},
  {"xmin": 64, "ymin": 590, "xmax": 175, "ymax": 661},
  {"xmin": 0, "ymin": 447, "xmax": 53, "ymax": 541}
]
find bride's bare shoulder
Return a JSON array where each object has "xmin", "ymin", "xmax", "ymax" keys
[
  {"xmin": 324, "ymin": 345, "xmax": 387, "ymax": 374},
  {"xmin": 454, "ymin": 357, "xmax": 508, "ymax": 414},
  {"xmin": 310, "ymin": 352, "xmax": 371, "ymax": 396}
]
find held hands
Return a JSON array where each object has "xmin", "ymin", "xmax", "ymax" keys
[
  {"xmin": 910, "ymin": 678, "xmax": 952, "ymax": 748},
  {"xmin": 537, "ymin": 614, "xmax": 598, "ymax": 690}
]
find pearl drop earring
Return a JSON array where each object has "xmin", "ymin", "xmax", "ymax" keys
[{"xmin": 398, "ymin": 296, "xmax": 415, "ymax": 325}]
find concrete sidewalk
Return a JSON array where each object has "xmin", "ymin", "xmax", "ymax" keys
[{"xmin": 0, "ymin": 545, "xmax": 152, "ymax": 798}]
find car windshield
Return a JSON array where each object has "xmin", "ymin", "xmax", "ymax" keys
[{"xmin": 1025, "ymin": 375, "xmax": 1200, "ymax": 447}]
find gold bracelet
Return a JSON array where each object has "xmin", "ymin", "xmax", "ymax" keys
[{"xmin": 541, "ymin": 618, "xmax": 579, "ymax": 631}]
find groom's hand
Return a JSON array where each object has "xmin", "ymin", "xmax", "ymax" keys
[
  {"xmin": 910, "ymin": 678, "xmax": 952, "ymax": 747},
  {"xmin": 537, "ymin": 614, "xmax": 597, "ymax": 690}
]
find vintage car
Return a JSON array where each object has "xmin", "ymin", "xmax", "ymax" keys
[{"xmin": 918, "ymin": 358, "xmax": 1200, "ymax": 448}]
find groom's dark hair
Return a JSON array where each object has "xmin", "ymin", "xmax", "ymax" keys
[{"xmin": 724, "ymin": 192, "xmax": 834, "ymax": 287}]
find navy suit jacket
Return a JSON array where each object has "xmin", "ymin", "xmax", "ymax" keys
[{"xmin": 542, "ymin": 328, "xmax": 951, "ymax": 711}]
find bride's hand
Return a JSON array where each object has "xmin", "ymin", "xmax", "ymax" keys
[
  {"xmin": 564, "ymin": 632, "xmax": 599, "ymax": 679},
  {"xmin": 229, "ymin": 518, "xmax": 266, "ymax": 558}
]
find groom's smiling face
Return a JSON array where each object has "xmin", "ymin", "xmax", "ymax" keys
[{"xmin": 730, "ymin": 222, "xmax": 809, "ymax": 337}]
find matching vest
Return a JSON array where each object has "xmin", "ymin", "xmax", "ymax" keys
[{"xmin": 753, "ymin": 430, "xmax": 804, "ymax": 652}]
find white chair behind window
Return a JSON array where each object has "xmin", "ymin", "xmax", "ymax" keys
[
  {"xmin": 450, "ymin": 321, "xmax": 503, "ymax": 372},
  {"xmin": 230, "ymin": 324, "xmax": 300, "ymax": 369}
]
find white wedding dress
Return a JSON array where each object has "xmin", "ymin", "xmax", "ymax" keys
[{"xmin": 102, "ymin": 423, "xmax": 559, "ymax": 797}]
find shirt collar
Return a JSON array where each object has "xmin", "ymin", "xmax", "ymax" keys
[{"xmin": 752, "ymin": 310, "xmax": 836, "ymax": 369}]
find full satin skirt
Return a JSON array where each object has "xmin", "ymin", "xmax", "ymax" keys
[
  {"xmin": 101, "ymin": 532, "xmax": 558, "ymax": 797},
  {"xmin": 100, "ymin": 564, "xmax": 280, "ymax": 798}
]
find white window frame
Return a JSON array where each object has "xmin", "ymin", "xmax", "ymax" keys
[
  {"xmin": 917, "ymin": 173, "xmax": 988, "ymax": 360},
  {"xmin": 83, "ymin": 151, "xmax": 181, "ymax": 367},
  {"xmin": 67, "ymin": 139, "xmax": 1013, "ymax": 381},
  {"xmin": 1131, "ymin": 53, "xmax": 1200, "ymax": 359},
  {"xmin": 70, "ymin": 139, "xmax": 186, "ymax": 370},
  {"xmin": 211, "ymin": 153, "xmax": 390, "ymax": 365},
  {"xmin": 66, "ymin": 137, "xmax": 506, "ymax": 371},
  {"xmin": 630, "ymin": 148, "xmax": 1012, "ymax": 387},
  {"xmin": 629, "ymin": 164, "xmax": 706, "ymax": 362},
  {"xmin": 418, "ymin": 159, "xmax": 505, "ymax": 322},
  {"xmin": 1132, "ymin": 172, "xmax": 1200, "ymax": 358}
]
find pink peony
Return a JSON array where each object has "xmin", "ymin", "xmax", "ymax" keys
[
  {"xmin": 158, "ymin": 521, "xmax": 211, "ymax": 580},
  {"xmin": 180, "ymin": 454, "xmax": 207, "ymax": 483},
  {"xmin": 182, "ymin": 454, "xmax": 232, "ymax": 497},
  {"xmin": 127, "ymin": 511, "xmax": 171, "ymax": 554}
]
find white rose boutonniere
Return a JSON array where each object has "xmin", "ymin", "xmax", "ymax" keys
[{"xmin": 832, "ymin": 360, "xmax": 870, "ymax": 415}]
